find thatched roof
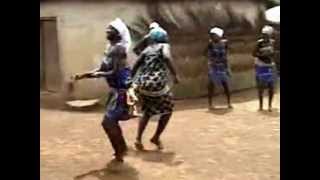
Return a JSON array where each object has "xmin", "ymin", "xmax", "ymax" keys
[
  {"xmin": 40, "ymin": 0, "xmax": 266, "ymax": 2},
  {"xmin": 129, "ymin": 1, "xmax": 265, "ymax": 40}
]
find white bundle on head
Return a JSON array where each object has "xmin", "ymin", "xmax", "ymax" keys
[
  {"xmin": 209, "ymin": 27, "xmax": 224, "ymax": 37},
  {"xmin": 262, "ymin": 25, "xmax": 274, "ymax": 35},
  {"xmin": 109, "ymin": 18, "xmax": 132, "ymax": 52},
  {"xmin": 149, "ymin": 22, "xmax": 160, "ymax": 30}
]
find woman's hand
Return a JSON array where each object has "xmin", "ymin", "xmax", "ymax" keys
[
  {"xmin": 73, "ymin": 73, "xmax": 85, "ymax": 80},
  {"xmin": 73, "ymin": 72, "xmax": 94, "ymax": 80}
]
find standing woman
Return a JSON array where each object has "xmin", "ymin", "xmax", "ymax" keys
[
  {"xmin": 74, "ymin": 18, "xmax": 133, "ymax": 162},
  {"xmin": 131, "ymin": 27, "xmax": 179, "ymax": 150},
  {"xmin": 253, "ymin": 25, "xmax": 276, "ymax": 112},
  {"xmin": 206, "ymin": 27, "xmax": 233, "ymax": 109}
]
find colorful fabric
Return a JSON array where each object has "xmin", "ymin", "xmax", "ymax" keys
[
  {"xmin": 208, "ymin": 40, "xmax": 230, "ymax": 86},
  {"xmin": 149, "ymin": 27, "xmax": 168, "ymax": 43},
  {"xmin": 133, "ymin": 43, "xmax": 174, "ymax": 117},
  {"xmin": 209, "ymin": 63, "xmax": 230, "ymax": 85},
  {"xmin": 105, "ymin": 89, "xmax": 131, "ymax": 121},
  {"xmin": 255, "ymin": 65, "xmax": 275, "ymax": 88},
  {"xmin": 138, "ymin": 92, "xmax": 174, "ymax": 117},
  {"xmin": 105, "ymin": 68, "xmax": 132, "ymax": 89},
  {"xmin": 133, "ymin": 44, "xmax": 171, "ymax": 95}
]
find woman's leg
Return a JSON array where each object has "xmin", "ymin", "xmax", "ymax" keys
[
  {"xmin": 256, "ymin": 77, "xmax": 264, "ymax": 111},
  {"xmin": 258, "ymin": 86, "xmax": 264, "ymax": 111},
  {"xmin": 221, "ymin": 81, "xmax": 232, "ymax": 108},
  {"xmin": 268, "ymin": 82, "xmax": 274, "ymax": 112},
  {"xmin": 151, "ymin": 113, "xmax": 172, "ymax": 150},
  {"xmin": 135, "ymin": 113, "xmax": 151, "ymax": 150},
  {"xmin": 208, "ymin": 81, "xmax": 214, "ymax": 109},
  {"xmin": 101, "ymin": 117, "xmax": 126, "ymax": 162}
]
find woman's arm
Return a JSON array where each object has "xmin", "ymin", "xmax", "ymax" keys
[
  {"xmin": 132, "ymin": 53, "xmax": 145, "ymax": 77},
  {"xmin": 74, "ymin": 68, "xmax": 100, "ymax": 80},
  {"xmin": 133, "ymin": 35, "xmax": 149, "ymax": 56},
  {"xmin": 74, "ymin": 51, "xmax": 116, "ymax": 80},
  {"xmin": 161, "ymin": 45, "xmax": 179, "ymax": 83},
  {"xmin": 164, "ymin": 57, "xmax": 179, "ymax": 84}
]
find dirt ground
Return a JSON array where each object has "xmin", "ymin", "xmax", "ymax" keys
[{"xmin": 40, "ymin": 89, "xmax": 280, "ymax": 180}]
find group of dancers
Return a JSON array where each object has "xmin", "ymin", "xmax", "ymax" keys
[{"xmin": 73, "ymin": 18, "xmax": 277, "ymax": 162}]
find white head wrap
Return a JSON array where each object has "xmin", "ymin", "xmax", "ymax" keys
[
  {"xmin": 149, "ymin": 22, "xmax": 160, "ymax": 30},
  {"xmin": 108, "ymin": 18, "xmax": 132, "ymax": 52},
  {"xmin": 262, "ymin": 25, "xmax": 274, "ymax": 35},
  {"xmin": 209, "ymin": 27, "xmax": 224, "ymax": 37}
]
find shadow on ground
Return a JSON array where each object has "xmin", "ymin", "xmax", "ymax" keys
[
  {"xmin": 41, "ymin": 88, "xmax": 279, "ymax": 116},
  {"xmin": 74, "ymin": 160, "xmax": 139, "ymax": 180},
  {"xmin": 131, "ymin": 149, "xmax": 179, "ymax": 166},
  {"xmin": 206, "ymin": 107, "xmax": 234, "ymax": 115},
  {"xmin": 258, "ymin": 109, "xmax": 280, "ymax": 117},
  {"xmin": 174, "ymin": 88, "xmax": 279, "ymax": 112}
]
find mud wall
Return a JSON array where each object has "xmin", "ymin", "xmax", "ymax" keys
[{"xmin": 40, "ymin": 0, "xmax": 265, "ymax": 100}]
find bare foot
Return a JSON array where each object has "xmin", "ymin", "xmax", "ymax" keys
[
  {"xmin": 150, "ymin": 138, "xmax": 164, "ymax": 150},
  {"xmin": 134, "ymin": 141, "xmax": 144, "ymax": 151},
  {"xmin": 113, "ymin": 154, "xmax": 124, "ymax": 163}
]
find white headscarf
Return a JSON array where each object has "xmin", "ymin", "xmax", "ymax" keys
[
  {"xmin": 149, "ymin": 22, "xmax": 160, "ymax": 30},
  {"xmin": 108, "ymin": 18, "xmax": 132, "ymax": 52},
  {"xmin": 209, "ymin": 27, "xmax": 224, "ymax": 37},
  {"xmin": 262, "ymin": 25, "xmax": 274, "ymax": 35}
]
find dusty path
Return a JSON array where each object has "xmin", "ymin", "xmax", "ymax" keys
[{"xmin": 40, "ymin": 89, "xmax": 280, "ymax": 180}]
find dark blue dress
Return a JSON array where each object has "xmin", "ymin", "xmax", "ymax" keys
[
  {"xmin": 207, "ymin": 40, "xmax": 230, "ymax": 86},
  {"xmin": 99, "ymin": 44, "xmax": 132, "ymax": 121},
  {"xmin": 254, "ymin": 38, "xmax": 276, "ymax": 88}
]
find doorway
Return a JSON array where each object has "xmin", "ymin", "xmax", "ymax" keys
[{"xmin": 40, "ymin": 18, "xmax": 62, "ymax": 92}]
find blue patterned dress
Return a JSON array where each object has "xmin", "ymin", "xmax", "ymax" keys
[
  {"xmin": 254, "ymin": 38, "xmax": 276, "ymax": 88},
  {"xmin": 99, "ymin": 44, "xmax": 132, "ymax": 121},
  {"xmin": 207, "ymin": 40, "xmax": 230, "ymax": 86}
]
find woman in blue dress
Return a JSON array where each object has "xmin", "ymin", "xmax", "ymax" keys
[
  {"xmin": 206, "ymin": 27, "xmax": 233, "ymax": 109},
  {"xmin": 74, "ymin": 18, "xmax": 133, "ymax": 162},
  {"xmin": 253, "ymin": 25, "xmax": 276, "ymax": 112}
]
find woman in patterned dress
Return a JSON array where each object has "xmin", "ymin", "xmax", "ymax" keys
[{"xmin": 131, "ymin": 27, "xmax": 179, "ymax": 150}]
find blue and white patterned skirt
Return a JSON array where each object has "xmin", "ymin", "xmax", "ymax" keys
[
  {"xmin": 255, "ymin": 65, "xmax": 275, "ymax": 88},
  {"xmin": 208, "ymin": 64, "xmax": 230, "ymax": 86}
]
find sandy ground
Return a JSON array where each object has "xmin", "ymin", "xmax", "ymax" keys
[{"xmin": 40, "ymin": 89, "xmax": 280, "ymax": 180}]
